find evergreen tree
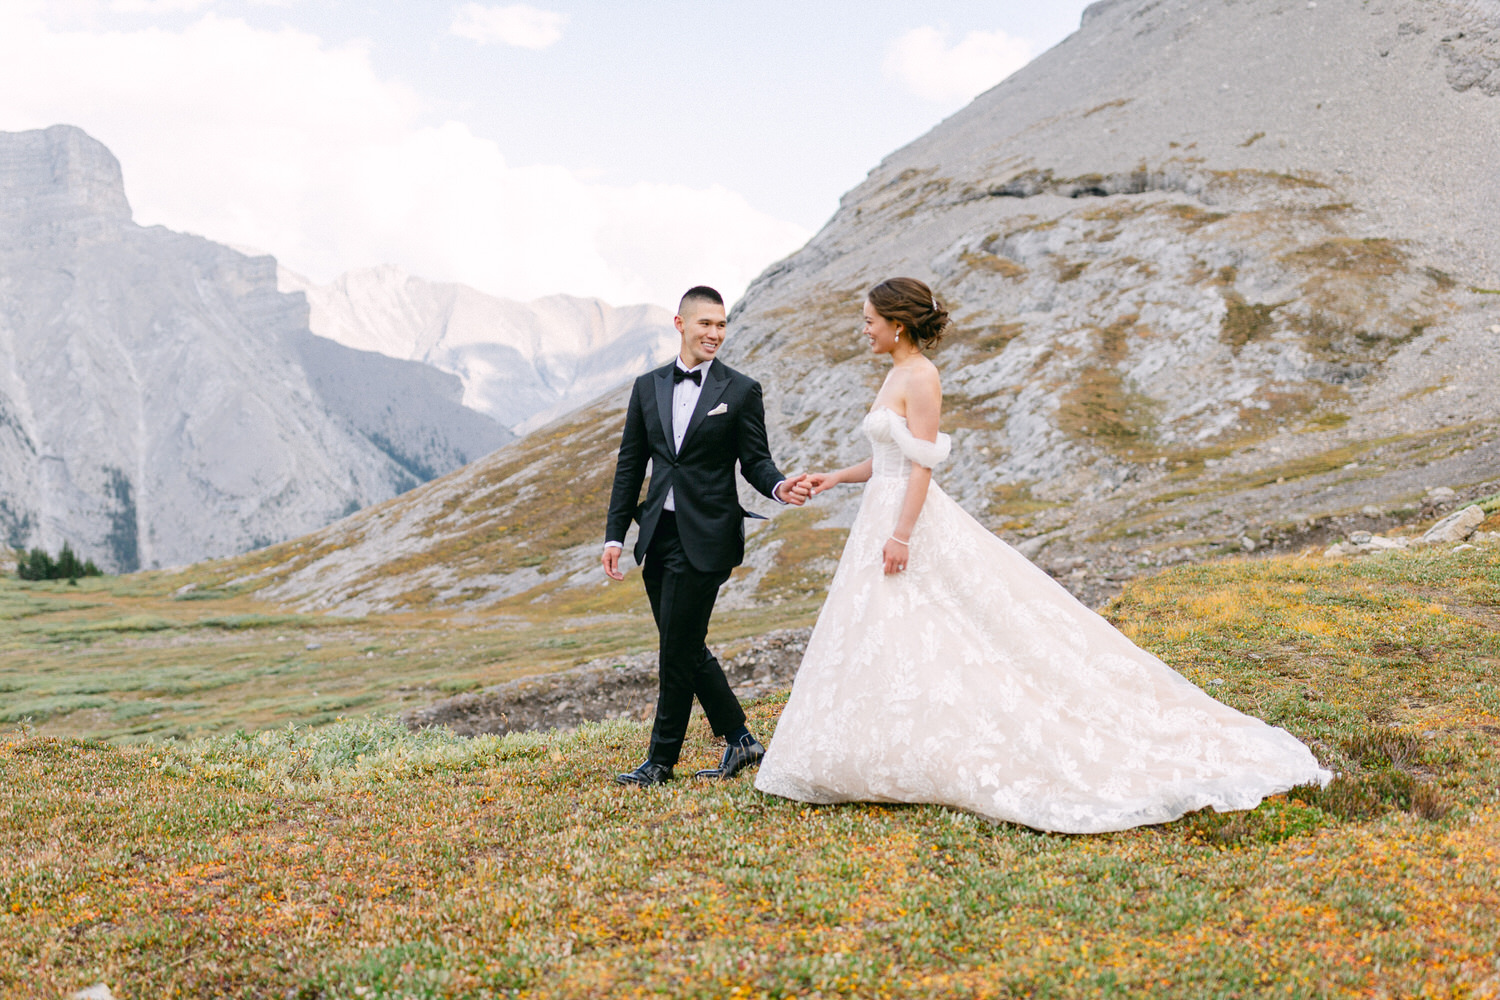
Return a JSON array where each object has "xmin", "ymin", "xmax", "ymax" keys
[
  {"xmin": 57, "ymin": 543, "xmax": 83, "ymax": 580},
  {"xmin": 14, "ymin": 544, "xmax": 106, "ymax": 580},
  {"xmin": 19, "ymin": 547, "xmax": 55, "ymax": 581}
]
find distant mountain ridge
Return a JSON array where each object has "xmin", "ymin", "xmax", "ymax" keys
[
  {"xmin": 0, "ymin": 125, "xmax": 510, "ymax": 571},
  {"xmin": 279, "ymin": 266, "xmax": 678, "ymax": 434}
]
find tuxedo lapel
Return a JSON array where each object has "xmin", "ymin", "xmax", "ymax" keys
[
  {"xmin": 653, "ymin": 364, "xmax": 675, "ymax": 454},
  {"xmin": 679, "ymin": 359, "xmax": 730, "ymax": 455}
]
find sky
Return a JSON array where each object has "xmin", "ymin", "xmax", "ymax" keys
[{"xmin": 0, "ymin": 0, "xmax": 1093, "ymax": 308}]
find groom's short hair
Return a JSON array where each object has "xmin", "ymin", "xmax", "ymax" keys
[{"xmin": 678, "ymin": 285, "xmax": 724, "ymax": 317}]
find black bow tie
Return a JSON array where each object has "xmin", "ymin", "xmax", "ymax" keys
[{"xmin": 673, "ymin": 367, "xmax": 703, "ymax": 386}]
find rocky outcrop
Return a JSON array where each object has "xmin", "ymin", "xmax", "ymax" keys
[
  {"xmin": 1415, "ymin": 504, "xmax": 1488, "ymax": 546},
  {"xmin": 404, "ymin": 628, "xmax": 810, "ymax": 736},
  {"xmin": 1321, "ymin": 496, "xmax": 1495, "ymax": 556},
  {"xmin": 280, "ymin": 266, "xmax": 677, "ymax": 434},
  {"xmin": 717, "ymin": 0, "xmax": 1500, "ymax": 590},
  {"xmin": 0, "ymin": 125, "xmax": 509, "ymax": 571}
]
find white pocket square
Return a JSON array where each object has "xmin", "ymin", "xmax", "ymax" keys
[{"xmin": 707, "ymin": 403, "xmax": 728, "ymax": 416}]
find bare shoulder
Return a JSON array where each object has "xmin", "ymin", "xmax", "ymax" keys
[{"xmin": 903, "ymin": 357, "xmax": 942, "ymax": 398}]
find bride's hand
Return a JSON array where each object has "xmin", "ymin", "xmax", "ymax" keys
[
  {"xmin": 805, "ymin": 472, "xmax": 838, "ymax": 495},
  {"xmin": 882, "ymin": 536, "xmax": 909, "ymax": 575}
]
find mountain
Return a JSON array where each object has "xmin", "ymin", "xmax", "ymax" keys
[
  {"xmin": 0, "ymin": 125, "xmax": 510, "ymax": 572},
  {"xmin": 725, "ymin": 0, "xmax": 1500, "ymax": 584},
  {"xmin": 278, "ymin": 266, "xmax": 678, "ymax": 434},
  {"xmin": 213, "ymin": 0, "xmax": 1500, "ymax": 614}
]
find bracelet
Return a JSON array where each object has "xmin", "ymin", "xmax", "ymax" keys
[{"xmin": 888, "ymin": 535, "xmax": 910, "ymax": 546}]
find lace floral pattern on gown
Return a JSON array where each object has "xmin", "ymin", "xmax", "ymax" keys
[{"xmin": 754, "ymin": 407, "xmax": 1331, "ymax": 833}]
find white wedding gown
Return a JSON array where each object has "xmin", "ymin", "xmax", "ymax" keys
[{"xmin": 755, "ymin": 407, "xmax": 1331, "ymax": 833}]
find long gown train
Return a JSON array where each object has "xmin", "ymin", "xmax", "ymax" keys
[{"xmin": 754, "ymin": 407, "xmax": 1331, "ymax": 833}]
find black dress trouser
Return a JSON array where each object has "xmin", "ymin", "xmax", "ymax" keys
[{"xmin": 641, "ymin": 511, "xmax": 744, "ymax": 767}]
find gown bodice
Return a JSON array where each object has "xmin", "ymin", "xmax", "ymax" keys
[{"xmin": 863, "ymin": 407, "xmax": 952, "ymax": 481}]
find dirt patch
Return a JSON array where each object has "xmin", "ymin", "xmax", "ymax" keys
[{"xmin": 404, "ymin": 628, "xmax": 811, "ymax": 737}]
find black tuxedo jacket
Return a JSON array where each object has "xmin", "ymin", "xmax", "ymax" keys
[{"xmin": 605, "ymin": 358, "xmax": 785, "ymax": 573}]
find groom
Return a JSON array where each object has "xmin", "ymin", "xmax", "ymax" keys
[{"xmin": 602, "ymin": 285, "xmax": 808, "ymax": 786}]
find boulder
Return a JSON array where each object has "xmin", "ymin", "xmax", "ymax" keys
[
  {"xmin": 1415, "ymin": 505, "xmax": 1485, "ymax": 546},
  {"xmin": 69, "ymin": 986, "xmax": 116, "ymax": 1000},
  {"xmin": 1325, "ymin": 533, "xmax": 1410, "ymax": 558}
]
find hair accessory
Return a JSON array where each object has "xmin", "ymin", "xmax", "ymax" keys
[{"xmin": 931, "ymin": 296, "xmax": 939, "ymax": 310}]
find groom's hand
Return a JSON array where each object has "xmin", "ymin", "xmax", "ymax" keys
[
  {"xmin": 601, "ymin": 546, "xmax": 625, "ymax": 581},
  {"xmin": 776, "ymin": 474, "xmax": 811, "ymax": 506}
]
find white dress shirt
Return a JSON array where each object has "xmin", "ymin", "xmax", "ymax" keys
[{"xmin": 663, "ymin": 358, "xmax": 710, "ymax": 512}]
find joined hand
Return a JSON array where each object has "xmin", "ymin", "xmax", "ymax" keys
[
  {"xmin": 777, "ymin": 474, "xmax": 812, "ymax": 506},
  {"xmin": 804, "ymin": 472, "xmax": 837, "ymax": 496}
]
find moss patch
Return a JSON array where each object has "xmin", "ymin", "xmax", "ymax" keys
[
  {"xmin": 751, "ymin": 507, "xmax": 848, "ymax": 601},
  {"xmin": 1286, "ymin": 238, "xmax": 1408, "ymax": 276},
  {"xmin": 1220, "ymin": 292, "xmax": 1280, "ymax": 349},
  {"xmin": 959, "ymin": 249, "xmax": 1026, "ymax": 280},
  {"xmin": 1056, "ymin": 367, "xmax": 1159, "ymax": 456},
  {"xmin": 1055, "ymin": 316, "xmax": 1162, "ymax": 458},
  {"xmin": 985, "ymin": 482, "xmax": 1058, "ymax": 532}
]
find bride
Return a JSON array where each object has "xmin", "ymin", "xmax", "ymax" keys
[{"xmin": 753, "ymin": 277, "xmax": 1330, "ymax": 833}]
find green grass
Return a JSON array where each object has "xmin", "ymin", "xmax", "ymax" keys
[
  {"xmin": 2, "ymin": 543, "xmax": 1499, "ymax": 997},
  {"xmin": 0, "ymin": 569, "xmax": 821, "ymax": 744}
]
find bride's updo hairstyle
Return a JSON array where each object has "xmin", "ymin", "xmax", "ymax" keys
[{"xmin": 868, "ymin": 277, "xmax": 949, "ymax": 349}]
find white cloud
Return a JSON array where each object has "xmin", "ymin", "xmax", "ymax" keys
[
  {"xmin": 0, "ymin": 7, "xmax": 806, "ymax": 307},
  {"xmin": 109, "ymin": 0, "xmax": 213, "ymax": 12},
  {"xmin": 885, "ymin": 26, "xmax": 1034, "ymax": 105},
  {"xmin": 450, "ymin": 3, "xmax": 565, "ymax": 50}
]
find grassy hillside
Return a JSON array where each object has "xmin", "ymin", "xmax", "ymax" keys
[
  {"xmin": 4, "ymin": 541, "xmax": 1498, "ymax": 998},
  {"xmin": 0, "ymin": 568, "xmax": 821, "ymax": 744}
]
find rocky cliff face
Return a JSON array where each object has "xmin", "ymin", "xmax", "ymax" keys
[
  {"xmin": 224, "ymin": 0, "xmax": 1500, "ymax": 614},
  {"xmin": 280, "ymin": 266, "xmax": 677, "ymax": 434},
  {"xmin": 724, "ymin": 0, "xmax": 1500, "ymax": 592},
  {"xmin": 0, "ymin": 125, "xmax": 510, "ymax": 571}
]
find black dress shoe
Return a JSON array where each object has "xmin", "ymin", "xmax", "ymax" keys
[
  {"xmin": 613, "ymin": 761, "xmax": 674, "ymax": 786},
  {"xmin": 694, "ymin": 737, "xmax": 766, "ymax": 779}
]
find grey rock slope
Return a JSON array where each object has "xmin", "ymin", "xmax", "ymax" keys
[
  {"xmin": 221, "ymin": 0, "xmax": 1500, "ymax": 615},
  {"xmin": 289, "ymin": 333, "xmax": 510, "ymax": 482},
  {"xmin": 0, "ymin": 125, "xmax": 510, "ymax": 571},
  {"xmin": 280, "ymin": 266, "xmax": 677, "ymax": 434},
  {"xmin": 722, "ymin": 0, "xmax": 1500, "ymax": 588}
]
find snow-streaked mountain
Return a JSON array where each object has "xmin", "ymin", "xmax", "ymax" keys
[
  {"xmin": 0, "ymin": 125, "xmax": 511, "ymax": 572},
  {"xmin": 278, "ymin": 266, "xmax": 679, "ymax": 434}
]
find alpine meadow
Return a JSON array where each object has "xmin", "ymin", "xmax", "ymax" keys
[{"xmin": 4, "ymin": 0, "xmax": 1500, "ymax": 998}]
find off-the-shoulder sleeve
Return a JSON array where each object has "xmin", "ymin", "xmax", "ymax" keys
[{"xmin": 889, "ymin": 417, "xmax": 951, "ymax": 468}]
